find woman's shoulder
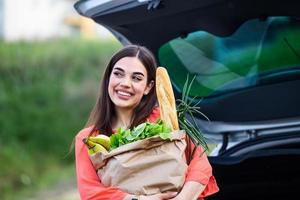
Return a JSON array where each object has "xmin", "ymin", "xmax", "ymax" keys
[
  {"xmin": 152, "ymin": 106, "xmax": 160, "ymax": 112},
  {"xmin": 147, "ymin": 106, "xmax": 161, "ymax": 123},
  {"xmin": 75, "ymin": 126, "xmax": 94, "ymax": 140}
]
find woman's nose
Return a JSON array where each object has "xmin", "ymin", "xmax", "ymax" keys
[{"xmin": 120, "ymin": 76, "xmax": 131, "ymax": 87}]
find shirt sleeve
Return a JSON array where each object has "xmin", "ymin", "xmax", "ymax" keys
[
  {"xmin": 146, "ymin": 106, "xmax": 160, "ymax": 123},
  {"xmin": 185, "ymin": 143, "xmax": 219, "ymax": 198},
  {"xmin": 75, "ymin": 127, "xmax": 127, "ymax": 200}
]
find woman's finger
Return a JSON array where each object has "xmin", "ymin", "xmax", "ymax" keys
[{"xmin": 159, "ymin": 192, "xmax": 178, "ymax": 199}]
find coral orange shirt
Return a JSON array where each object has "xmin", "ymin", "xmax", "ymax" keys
[{"xmin": 75, "ymin": 107, "xmax": 219, "ymax": 200}]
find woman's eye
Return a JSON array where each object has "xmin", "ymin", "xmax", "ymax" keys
[
  {"xmin": 132, "ymin": 76, "xmax": 143, "ymax": 81},
  {"xmin": 113, "ymin": 71, "xmax": 123, "ymax": 77}
]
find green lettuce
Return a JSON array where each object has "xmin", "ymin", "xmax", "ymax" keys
[{"xmin": 110, "ymin": 118, "xmax": 172, "ymax": 150}]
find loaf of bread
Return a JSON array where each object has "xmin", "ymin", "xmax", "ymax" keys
[{"xmin": 156, "ymin": 67, "xmax": 179, "ymax": 131}]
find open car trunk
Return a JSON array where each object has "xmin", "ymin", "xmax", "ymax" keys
[{"xmin": 74, "ymin": 0, "xmax": 300, "ymax": 199}]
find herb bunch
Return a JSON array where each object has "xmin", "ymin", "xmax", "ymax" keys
[{"xmin": 177, "ymin": 75, "xmax": 209, "ymax": 155}]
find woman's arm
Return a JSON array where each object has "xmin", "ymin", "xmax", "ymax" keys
[
  {"xmin": 170, "ymin": 181, "xmax": 205, "ymax": 200},
  {"xmin": 173, "ymin": 145, "xmax": 219, "ymax": 200},
  {"xmin": 75, "ymin": 128, "xmax": 127, "ymax": 200},
  {"xmin": 148, "ymin": 107, "xmax": 218, "ymax": 199}
]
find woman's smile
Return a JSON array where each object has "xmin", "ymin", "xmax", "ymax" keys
[
  {"xmin": 108, "ymin": 56, "xmax": 153, "ymax": 110},
  {"xmin": 116, "ymin": 89, "xmax": 133, "ymax": 100}
]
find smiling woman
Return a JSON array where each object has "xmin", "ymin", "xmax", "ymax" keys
[{"xmin": 74, "ymin": 44, "xmax": 219, "ymax": 200}]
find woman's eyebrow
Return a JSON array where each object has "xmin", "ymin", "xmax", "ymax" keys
[
  {"xmin": 113, "ymin": 67, "xmax": 124, "ymax": 72},
  {"xmin": 133, "ymin": 72, "xmax": 144, "ymax": 76},
  {"xmin": 114, "ymin": 67, "xmax": 144, "ymax": 76}
]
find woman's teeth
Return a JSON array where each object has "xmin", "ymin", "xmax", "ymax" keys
[{"xmin": 117, "ymin": 91, "xmax": 131, "ymax": 96}]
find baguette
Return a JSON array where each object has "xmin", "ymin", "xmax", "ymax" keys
[{"xmin": 156, "ymin": 67, "xmax": 179, "ymax": 131}]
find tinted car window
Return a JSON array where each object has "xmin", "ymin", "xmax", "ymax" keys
[{"xmin": 159, "ymin": 17, "xmax": 300, "ymax": 98}]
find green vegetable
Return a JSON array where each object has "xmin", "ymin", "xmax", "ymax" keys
[
  {"xmin": 177, "ymin": 75, "xmax": 209, "ymax": 158},
  {"xmin": 110, "ymin": 118, "xmax": 172, "ymax": 150}
]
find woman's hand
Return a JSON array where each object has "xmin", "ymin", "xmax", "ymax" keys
[
  {"xmin": 139, "ymin": 192, "xmax": 178, "ymax": 200},
  {"xmin": 124, "ymin": 192, "xmax": 177, "ymax": 200},
  {"xmin": 169, "ymin": 181, "xmax": 206, "ymax": 200}
]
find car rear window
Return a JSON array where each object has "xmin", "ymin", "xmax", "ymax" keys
[{"xmin": 158, "ymin": 17, "xmax": 300, "ymax": 98}]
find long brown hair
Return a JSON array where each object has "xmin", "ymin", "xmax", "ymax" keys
[{"xmin": 86, "ymin": 44, "xmax": 157, "ymax": 136}]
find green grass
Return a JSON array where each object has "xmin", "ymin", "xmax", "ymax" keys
[{"xmin": 0, "ymin": 38, "xmax": 122, "ymax": 199}]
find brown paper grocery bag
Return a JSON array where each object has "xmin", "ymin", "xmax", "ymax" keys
[{"xmin": 89, "ymin": 130, "xmax": 188, "ymax": 195}]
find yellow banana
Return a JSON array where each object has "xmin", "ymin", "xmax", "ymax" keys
[
  {"xmin": 82, "ymin": 137, "xmax": 108, "ymax": 155},
  {"xmin": 88, "ymin": 148, "xmax": 95, "ymax": 155},
  {"xmin": 92, "ymin": 143, "xmax": 108, "ymax": 154},
  {"xmin": 88, "ymin": 134, "xmax": 111, "ymax": 150}
]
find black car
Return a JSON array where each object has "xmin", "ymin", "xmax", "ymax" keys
[{"xmin": 74, "ymin": 0, "xmax": 300, "ymax": 199}]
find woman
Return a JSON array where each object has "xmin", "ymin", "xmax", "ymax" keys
[{"xmin": 75, "ymin": 45, "xmax": 219, "ymax": 200}]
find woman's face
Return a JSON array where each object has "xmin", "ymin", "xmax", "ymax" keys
[{"xmin": 108, "ymin": 56, "xmax": 153, "ymax": 111}]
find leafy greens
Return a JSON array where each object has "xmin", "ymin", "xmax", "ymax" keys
[{"xmin": 110, "ymin": 118, "xmax": 172, "ymax": 150}]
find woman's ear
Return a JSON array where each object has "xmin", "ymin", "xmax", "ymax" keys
[{"xmin": 144, "ymin": 80, "xmax": 154, "ymax": 95}]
